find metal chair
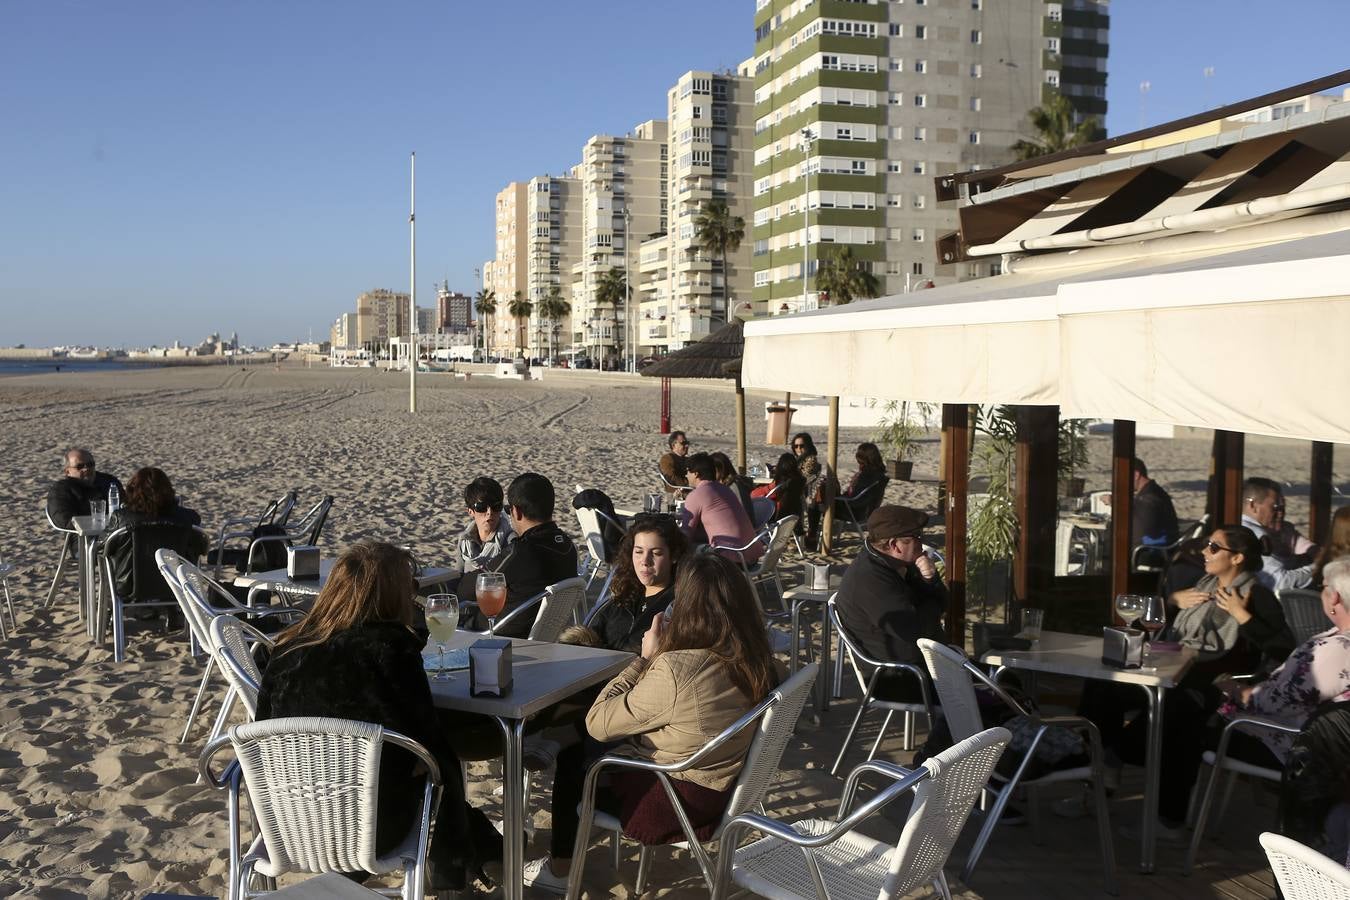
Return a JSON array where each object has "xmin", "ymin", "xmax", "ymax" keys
[
  {"xmin": 711, "ymin": 727, "xmax": 1012, "ymax": 900},
  {"xmin": 574, "ymin": 505, "xmax": 627, "ymax": 596},
  {"xmin": 200, "ymin": 717, "xmax": 441, "ymax": 900},
  {"xmin": 1131, "ymin": 515, "xmax": 1211, "ymax": 574},
  {"xmin": 43, "ymin": 506, "xmax": 81, "ymax": 610},
  {"xmin": 917, "ymin": 638, "xmax": 1117, "ymax": 894},
  {"xmin": 208, "ymin": 615, "xmax": 274, "ymax": 720},
  {"xmin": 833, "ymin": 478, "xmax": 888, "ymax": 545},
  {"xmin": 659, "ymin": 469, "xmax": 693, "ymax": 495},
  {"xmin": 213, "ymin": 495, "xmax": 331, "ymax": 580},
  {"xmin": 829, "ymin": 596, "xmax": 934, "ymax": 773},
  {"xmin": 749, "ymin": 497, "xmax": 777, "ymax": 529},
  {"xmin": 97, "ymin": 521, "xmax": 208, "ymax": 662},
  {"xmin": 0, "ymin": 544, "xmax": 16, "ymax": 639},
  {"xmin": 1184, "ymin": 713, "xmax": 1300, "ymax": 874},
  {"xmin": 567, "ymin": 664, "xmax": 820, "ymax": 897},
  {"xmin": 208, "ymin": 491, "xmax": 298, "ymax": 578},
  {"xmin": 1279, "ymin": 588, "xmax": 1332, "ymax": 645},
  {"xmin": 478, "ymin": 576, "xmax": 589, "ymax": 642},
  {"xmin": 1260, "ymin": 832, "xmax": 1350, "ymax": 899},
  {"xmin": 718, "ymin": 516, "xmax": 799, "ymax": 618}
]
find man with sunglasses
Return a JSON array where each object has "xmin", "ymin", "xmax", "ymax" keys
[
  {"xmin": 1242, "ymin": 476, "xmax": 1316, "ymax": 591},
  {"xmin": 46, "ymin": 447, "xmax": 123, "ymax": 528},
  {"xmin": 457, "ymin": 476, "xmax": 514, "ymax": 574}
]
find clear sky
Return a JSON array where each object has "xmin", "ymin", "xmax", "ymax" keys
[{"xmin": 2, "ymin": 1, "xmax": 1347, "ymax": 348}]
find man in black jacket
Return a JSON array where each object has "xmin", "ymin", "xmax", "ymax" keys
[
  {"xmin": 463, "ymin": 472, "xmax": 577, "ymax": 638},
  {"xmin": 46, "ymin": 447, "xmax": 123, "ymax": 528},
  {"xmin": 836, "ymin": 504, "xmax": 947, "ymax": 702},
  {"xmin": 1130, "ymin": 457, "xmax": 1179, "ymax": 549}
]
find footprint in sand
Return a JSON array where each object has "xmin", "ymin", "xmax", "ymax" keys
[{"xmin": 127, "ymin": 768, "xmax": 195, "ymax": 800}]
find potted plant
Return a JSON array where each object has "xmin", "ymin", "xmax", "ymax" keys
[
  {"xmin": 875, "ymin": 400, "xmax": 920, "ymax": 480},
  {"xmin": 969, "ymin": 405, "xmax": 1020, "ymax": 628},
  {"xmin": 1058, "ymin": 418, "xmax": 1090, "ymax": 498}
]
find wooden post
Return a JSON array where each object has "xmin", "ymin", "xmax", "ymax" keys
[
  {"xmin": 1207, "ymin": 430, "xmax": 1246, "ymax": 525},
  {"xmin": 941, "ymin": 403, "xmax": 970, "ymax": 646},
  {"xmin": 784, "ymin": 392, "xmax": 793, "ymax": 446},
  {"xmin": 660, "ymin": 377, "xmax": 672, "ymax": 434},
  {"xmin": 821, "ymin": 397, "xmax": 839, "ymax": 554},
  {"xmin": 734, "ymin": 376, "xmax": 747, "ymax": 475},
  {"xmin": 1014, "ymin": 406, "xmax": 1059, "ymax": 605},
  {"xmin": 1310, "ymin": 441, "xmax": 1334, "ymax": 545},
  {"xmin": 1110, "ymin": 420, "xmax": 1136, "ymax": 616}
]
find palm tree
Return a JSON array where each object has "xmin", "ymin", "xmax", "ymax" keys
[
  {"xmin": 1011, "ymin": 93, "xmax": 1100, "ymax": 161},
  {"xmin": 815, "ymin": 246, "xmax": 881, "ymax": 306},
  {"xmin": 473, "ymin": 288, "xmax": 496, "ymax": 357},
  {"xmin": 537, "ymin": 285, "xmax": 571, "ymax": 363},
  {"xmin": 693, "ymin": 200, "xmax": 746, "ymax": 323},
  {"xmin": 595, "ymin": 267, "xmax": 628, "ymax": 367},
  {"xmin": 507, "ymin": 290, "xmax": 533, "ymax": 357}
]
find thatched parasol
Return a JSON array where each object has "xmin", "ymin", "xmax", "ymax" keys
[{"xmin": 641, "ymin": 320, "xmax": 748, "ymax": 471}]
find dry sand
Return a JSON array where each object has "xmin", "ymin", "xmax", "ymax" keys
[{"xmin": 0, "ymin": 364, "xmax": 1334, "ymax": 898}]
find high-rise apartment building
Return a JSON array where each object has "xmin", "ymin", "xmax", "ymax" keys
[
  {"xmin": 523, "ymin": 171, "xmax": 583, "ymax": 358},
  {"xmin": 488, "ymin": 183, "xmax": 528, "ymax": 352},
  {"xmin": 636, "ymin": 67, "xmax": 756, "ymax": 355},
  {"xmin": 354, "ymin": 289, "xmax": 408, "ymax": 349},
  {"xmin": 751, "ymin": 0, "xmax": 1109, "ymax": 310},
  {"xmin": 569, "ymin": 119, "xmax": 669, "ymax": 366},
  {"xmin": 436, "ymin": 284, "xmax": 472, "ymax": 334},
  {"xmin": 330, "ymin": 312, "xmax": 357, "ymax": 349}
]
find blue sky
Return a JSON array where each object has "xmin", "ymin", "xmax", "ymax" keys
[{"xmin": 2, "ymin": 1, "xmax": 1347, "ymax": 347}]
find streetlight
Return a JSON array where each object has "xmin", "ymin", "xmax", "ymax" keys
[
  {"xmin": 800, "ymin": 127, "xmax": 816, "ymax": 312},
  {"xmin": 623, "ymin": 206, "xmax": 632, "ymax": 373},
  {"xmin": 472, "ymin": 266, "xmax": 481, "ymax": 354}
]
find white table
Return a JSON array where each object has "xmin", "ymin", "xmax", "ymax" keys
[
  {"xmin": 981, "ymin": 630, "xmax": 1196, "ymax": 873},
  {"xmin": 70, "ymin": 515, "xmax": 106, "ymax": 638},
  {"xmin": 234, "ymin": 559, "xmax": 458, "ymax": 599},
  {"xmin": 428, "ymin": 632, "xmax": 633, "ymax": 900}
]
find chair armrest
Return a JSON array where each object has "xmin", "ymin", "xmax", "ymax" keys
[
  {"xmin": 199, "ymin": 735, "xmax": 238, "ymax": 788},
  {"xmin": 588, "ymin": 696, "xmax": 776, "ymax": 779},
  {"xmin": 962, "ymin": 658, "xmax": 1034, "ymax": 718},
  {"xmin": 1222, "ymin": 713, "xmax": 1302, "ymax": 738},
  {"xmin": 481, "ymin": 588, "xmax": 546, "ymax": 633},
  {"xmin": 384, "ymin": 729, "xmax": 443, "ymax": 787}
]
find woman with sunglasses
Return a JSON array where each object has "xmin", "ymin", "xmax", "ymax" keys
[{"xmin": 458, "ymin": 476, "xmax": 513, "ymax": 574}]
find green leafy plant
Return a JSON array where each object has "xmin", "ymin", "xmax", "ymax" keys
[
  {"xmin": 873, "ymin": 400, "xmax": 938, "ymax": 462},
  {"xmin": 1058, "ymin": 417, "xmax": 1090, "ymax": 481},
  {"xmin": 968, "ymin": 405, "xmax": 1019, "ymax": 618}
]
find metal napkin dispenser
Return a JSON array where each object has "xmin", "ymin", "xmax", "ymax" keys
[
  {"xmin": 1102, "ymin": 626, "xmax": 1144, "ymax": 669},
  {"xmin": 469, "ymin": 638, "xmax": 513, "ymax": 697},
  {"xmin": 287, "ymin": 545, "xmax": 320, "ymax": 580}
]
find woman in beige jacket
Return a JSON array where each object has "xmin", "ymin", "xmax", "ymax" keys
[{"xmin": 526, "ymin": 553, "xmax": 778, "ymax": 893}]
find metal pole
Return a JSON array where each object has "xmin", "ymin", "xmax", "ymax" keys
[
  {"xmin": 800, "ymin": 128, "xmax": 814, "ymax": 312},
  {"xmin": 409, "ymin": 151, "xmax": 417, "ymax": 413},
  {"xmin": 821, "ymin": 396, "xmax": 839, "ymax": 553},
  {"xmin": 624, "ymin": 207, "xmax": 632, "ymax": 373}
]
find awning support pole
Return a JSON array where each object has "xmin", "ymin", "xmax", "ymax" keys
[
  {"xmin": 1110, "ymin": 420, "xmax": 1136, "ymax": 619},
  {"xmin": 1310, "ymin": 441, "xmax": 1334, "ymax": 545},
  {"xmin": 735, "ymin": 376, "xmax": 747, "ymax": 475},
  {"xmin": 1014, "ymin": 407, "xmax": 1058, "ymax": 606},
  {"xmin": 1207, "ymin": 431, "xmax": 1245, "ymax": 525},
  {"xmin": 821, "ymin": 397, "xmax": 839, "ymax": 554},
  {"xmin": 941, "ymin": 403, "xmax": 969, "ymax": 646},
  {"xmin": 660, "ymin": 377, "xmax": 672, "ymax": 435}
]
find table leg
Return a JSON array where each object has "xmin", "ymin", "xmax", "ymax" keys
[
  {"xmin": 1140, "ymin": 685, "xmax": 1165, "ymax": 873},
  {"xmin": 789, "ymin": 601, "xmax": 803, "ymax": 676},
  {"xmin": 496, "ymin": 716, "xmax": 526, "ymax": 900},
  {"xmin": 819, "ymin": 611, "xmax": 832, "ymax": 714},
  {"xmin": 82, "ymin": 536, "xmax": 97, "ymax": 638}
]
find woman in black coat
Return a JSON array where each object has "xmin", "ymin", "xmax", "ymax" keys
[{"xmin": 257, "ymin": 541, "xmax": 499, "ymax": 893}]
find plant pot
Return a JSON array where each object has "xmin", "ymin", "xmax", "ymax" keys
[
  {"xmin": 1061, "ymin": 477, "xmax": 1086, "ymax": 498},
  {"xmin": 889, "ymin": 459, "xmax": 914, "ymax": 481}
]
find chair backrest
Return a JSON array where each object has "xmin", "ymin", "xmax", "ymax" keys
[
  {"xmin": 529, "ymin": 577, "xmax": 589, "ymax": 642},
  {"xmin": 574, "ymin": 507, "xmax": 607, "ymax": 566},
  {"xmin": 917, "ymin": 639, "xmax": 986, "ymax": 743},
  {"xmin": 885, "ymin": 727, "xmax": 1011, "ymax": 897},
  {"xmin": 297, "ymin": 496, "xmax": 333, "ymax": 545},
  {"xmin": 722, "ymin": 664, "xmax": 819, "ymax": 826},
  {"xmin": 228, "ymin": 716, "xmax": 434, "ymax": 878},
  {"xmin": 1279, "ymin": 589, "xmax": 1330, "ymax": 646},
  {"xmin": 44, "ymin": 505, "xmax": 77, "ymax": 535},
  {"xmin": 106, "ymin": 521, "xmax": 205, "ymax": 602},
  {"xmin": 583, "ymin": 569, "xmax": 620, "ymax": 628},
  {"xmin": 265, "ymin": 490, "xmax": 300, "ymax": 528},
  {"xmin": 1260, "ymin": 832, "xmax": 1350, "ymax": 899},
  {"xmin": 209, "ymin": 615, "xmax": 273, "ymax": 719},
  {"xmin": 174, "ymin": 559, "xmax": 251, "ymax": 651},
  {"xmin": 158, "ymin": 549, "xmax": 214, "ymax": 648},
  {"xmin": 750, "ymin": 497, "xmax": 776, "ymax": 528},
  {"xmin": 756, "ymin": 515, "xmax": 799, "ymax": 574}
]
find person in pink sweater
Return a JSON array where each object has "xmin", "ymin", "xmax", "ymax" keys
[{"xmin": 679, "ymin": 453, "xmax": 764, "ymax": 565}]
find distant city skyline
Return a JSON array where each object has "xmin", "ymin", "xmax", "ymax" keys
[{"xmin": 3, "ymin": 1, "xmax": 1347, "ymax": 346}]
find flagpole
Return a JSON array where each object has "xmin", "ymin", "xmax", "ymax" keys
[{"xmin": 409, "ymin": 151, "xmax": 417, "ymax": 413}]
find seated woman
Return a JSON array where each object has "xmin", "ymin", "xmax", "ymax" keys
[
  {"xmin": 1310, "ymin": 506, "xmax": 1350, "ymax": 589},
  {"xmin": 835, "ymin": 442, "xmax": 887, "ymax": 519},
  {"xmin": 751, "ymin": 452, "xmax": 806, "ymax": 528},
  {"xmin": 710, "ymin": 451, "xmax": 754, "ymax": 514},
  {"xmin": 587, "ymin": 516, "xmax": 688, "ymax": 653},
  {"xmin": 103, "ymin": 466, "xmax": 209, "ymax": 605},
  {"xmin": 792, "ymin": 432, "xmax": 836, "ymax": 550},
  {"xmin": 526, "ymin": 553, "xmax": 779, "ymax": 893},
  {"xmin": 256, "ymin": 541, "xmax": 499, "ymax": 894}
]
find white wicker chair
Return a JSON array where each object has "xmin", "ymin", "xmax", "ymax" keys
[
  {"xmin": 567, "ymin": 664, "xmax": 820, "ymax": 897},
  {"xmin": 480, "ymin": 576, "xmax": 589, "ymax": 642},
  {"xmin": 208, "ymin": 616, "xmax": 274, "ymax": 721},
  {"xmin": 1184, "ymin": 713, "xmax": 1301, "ymax": 874},
  {"xmin": 1260, "ymin": 832, "xmax": 1350, "ymax": 899},
  {"xmin": 711, "ymin": 727, "xmax": 1011, "ymax": 900},
  {"xmin": 0, "ymin": 544, "xmax": 16, "ymax": 639},
  {"xmin": 829, "ymin": 596, "xmax": 934, "ymax": 773},
  {"xmin": 200, "ymin": 716, "xmax": 441, "ymax": 900},
  {"xmin": 918, "ymin": 639, "xmax": 1117, "ymax": 894}
]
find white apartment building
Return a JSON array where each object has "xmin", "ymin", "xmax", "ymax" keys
[
  {"xmin": 523, "ymin": 170, "xmax": 583, "ymax": 358},
  {"xmin": 569, "ymin": 119, "xmax": 669, "ymax": 367},
  {"xmin": 489, "ymin": 183, "xmax": 528, "ymax": 353}
]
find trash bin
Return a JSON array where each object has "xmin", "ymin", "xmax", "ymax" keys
[{"xmin": 765, "ymin": 404, "xmax": 796, "ymax": 444}]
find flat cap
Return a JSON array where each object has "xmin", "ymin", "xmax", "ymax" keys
[{"xmin": 866, "ymin": 505, "xmax": 928, "ymax": 541}]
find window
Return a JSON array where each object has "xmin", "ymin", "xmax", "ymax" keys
[
  {"xmin": 692, "ymin": 106, "xmax": 704, "ymax": 119},
  {"xmin": 914, "ymin": 59, "xmax": 927, "ymax": 73},
  {"xmin": 912, "ymin": 262, "xmax": 924, "ymax": 275},
  {"xmin": 851, "ymin": 160, "xmax": 867, "ymax": 173},
  {"xmin": 911, "ymin": 160, "xmax": 926, "ymax": 174},
  {"xmin": 914, "ymin": 25, "xmax": 927, "ymax": 39},
  {"xmin": 913, "ymin": 93, "xmax": 926, "ymax": 107},
  {"xmin": 970, "ymin": 96, "xmax": 981, "ymax": 111},
  {"xmin": 1047, "ymin": 37, "xmax": 1060, "ymax": 53},
  {"xmin": 1045, "ymin": 71, "xmax": 1060, "ymax": 87},
  {"xmin": 912, "ymin": 228, "xmax": 925, "ymax": 242},
  {"xmin": 1047, "ymin": 3, "xmax": 1062, "ymax": 22},
  {"xmin": 913, "ymin": 194, "xmax": 926, "ymax": 209},
  {"xmin": 888, "ymin": 23, "xmax": 901, "ymax": 36},
  {"xmin": 886, "ymin": 161, "xmax": 901, "ymax": 173},
  {"xmin": 913, "ymin": 127, "xmax": 926, "ymax": 141},
  {"xmin": 887, "ymin": 194, "xmax": 901, "ymax": 207},
  {"xmin": 889, "ymin": 58, "xmax": 902, "ymax": 71},
  {"xmin": 971, "ymin": 0, "xmax": 981, "ymax": 8},
  {"xmin": 970, "ymin": 29, "xmax": 981, "ymax": 43},
  {"xmin": 970, "ymin": 63, "xmax": 982, "ymax": 78},
  {"xmin": 888, "ymin": 92, "xmax": 902, "ymax": 105},
  {"xmin": 968, "ymin": 131, "xmax": 981, "ymax": 144}
]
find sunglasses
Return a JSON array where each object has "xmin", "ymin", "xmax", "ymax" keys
[
  {"xmin": 470, "ymin": 501, "xmax": 503, "ymax": 514},
  {"xmin": 791, "ymin": 443, "xmax": 807, "ymax": 449},
  {"xmin": 70, "ymin": 462, "xmax": 95, "ymax": 470},
  {"xmin": 1205, "ymin": 541, "xmax": 1236, "ymax": 554}
]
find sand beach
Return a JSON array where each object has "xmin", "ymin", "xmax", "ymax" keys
[{"xmin": 0, "ymin": 363, "xmax": 1332, "ymax": 898}]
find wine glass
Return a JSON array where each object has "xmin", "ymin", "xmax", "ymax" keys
[
  {"xmin": 1114, "ymin": 593, "xmax": 1144, "ymax": 627},
  {"xmin": 476, "ymin": 573, "xmax": 508, "ymax": 635},
  {"xmin": 1138, "ymin": 595, "xmax": 1167, "ymax": 662},
  {"xmin": 425, "ymin": 594, "xmax": 458, "ymax": 680}
]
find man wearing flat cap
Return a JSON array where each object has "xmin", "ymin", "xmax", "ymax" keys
[{"xmin": 836, "ymin": 504, "xmax": 948, "ymax": 702}]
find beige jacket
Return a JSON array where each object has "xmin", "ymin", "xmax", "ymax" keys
[{"xmin": 585, "ymin": 649, "xmax": 757, "ymax": 791}]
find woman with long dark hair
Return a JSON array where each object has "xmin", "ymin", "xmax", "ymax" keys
[
  {"xmin": 792, "ymin": 432, "xmax": 836, "ymax": 549},
  {"xmin": 710, "ymin": 451, "xmax": 755, "ymax": 513},
  {"xmin": 527, "ymin": 553, "xmax": 779, "ymax": 892},
  {"xmin": 104, "ymin": 466, "xmax": 201, "ymax": 530},
  {"xmin": 586, "ymin": 516, "xmax": 688, "ymax": 653},
  {"xmin": 752, "ymin": 451, "xmax": 806, "ymax": 526},
  {"xmin": 257, "ymin": 541, "xmax": 499, "ymax": 893}
]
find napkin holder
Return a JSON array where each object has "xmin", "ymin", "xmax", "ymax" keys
[
  {"xmin": 469, "ymin": 638, "xmax": 513, "ymax": 697},
  {"xmin": 805, "ymin": 561, "xmax": 832, "ymax": 591},
  {"xmin": 1102, "ymin": 626, "xmax": 1144, "ymax": 669},
  {"xmin": 287, "ymin": 545, "xmax": 320, "ymax": 580}
]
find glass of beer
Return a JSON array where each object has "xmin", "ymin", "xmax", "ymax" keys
[
  {"xmin": 476, "ymin": 573, "xmax": 508, "ymax": 635},
  {"xmin": 425, "ymin": 594, "xmax": 458, "ymax": 680}
]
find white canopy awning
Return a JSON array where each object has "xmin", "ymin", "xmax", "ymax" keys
[{"xmin": 743, "ymin": 224, "xmax": 1350, "ymax": 445}]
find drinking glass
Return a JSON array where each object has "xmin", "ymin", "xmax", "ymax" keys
[
  {"xmin": 1139, "ymin": 595, "xmax": 1167, "ymax": 661},
  {"xmin": 1020, "ymin": 607, "xmax": 1045, "ymax": 642},
  {"xmin": 90, "ymin": 500, "xmax": 107, "ymax": 530},
  {"xmin": 425, "ymin": 594, "xmax": 458, "ymax": 680},
  {"xmin": 1114, "ymin": 593, "xmax": 1144, "ymax": 627},
  {"xmin": 476, "ymin": 573, "xmax": 508, "ymax": 635}
]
